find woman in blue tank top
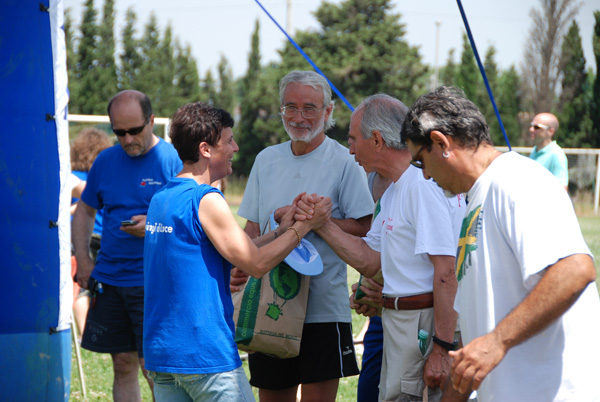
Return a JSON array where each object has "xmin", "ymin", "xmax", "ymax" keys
[{"xmin": 143, "ymin": 102, "xmax": 327, "ymax": 402}]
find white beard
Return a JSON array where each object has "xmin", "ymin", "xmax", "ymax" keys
[{"xmin": 283, "ymin": 117, "xmax": 325, "ymax": 143}]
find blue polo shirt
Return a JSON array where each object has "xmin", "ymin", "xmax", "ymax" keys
[
  {"xmin": 81, "ymin": 139, "xmax": 182, "ymax": 286},
  {"xmin": 529, "ymin": 141, "xmax": 568, "ymax": 186}
]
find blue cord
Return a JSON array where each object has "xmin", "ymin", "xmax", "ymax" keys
[
  {"xmin": 253, "ymin": 0, "xmax": 355, "ymax": 111},
  {"xmin": 456, "ymin": 0, "xmax": 511, "ymax": 150},
  {"xmin": 255, "ymin": 0, "xmax": 509, "ymax": 148}
]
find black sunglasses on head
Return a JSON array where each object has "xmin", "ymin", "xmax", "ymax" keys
[{"xmin": 112, "ymin": 116, "xmax": 150, "ymax": 137}]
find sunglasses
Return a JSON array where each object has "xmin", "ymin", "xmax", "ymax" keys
[
  {"xmin": 112, "ymin": 116, "xmax": 150, "ymax": 137},
  {"xmin": 530, "ymin": 123, "xmax": 550, "ymax": 131},
  {"xmin": 410, "ymin": 143, "xmax": 428, "ymax": 169}
]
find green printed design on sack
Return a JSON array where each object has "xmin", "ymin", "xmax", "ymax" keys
[
  {"xmin": 266, "ymin": 263, "xmax": 301, "ymax": 320},
  {"xmin": 234, "ymin": 276, "xmax": 261, "ymax": 345}
]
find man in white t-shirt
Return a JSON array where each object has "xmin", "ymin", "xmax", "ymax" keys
[
  {"xmin": 301, "ymin": 94, "xmax": 464, "ymax": 401},
  {"xmin": 236, "ymin": 70, "xmax": 374, "ymax": 402},
  {"xmin": 402, "ymin": 86, "xmax": 600, "ymax": 402}
]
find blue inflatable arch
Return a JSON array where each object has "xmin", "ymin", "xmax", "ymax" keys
[{"xmin": 0, "ymin": 1, "xmax": 72, "ymax": 400}]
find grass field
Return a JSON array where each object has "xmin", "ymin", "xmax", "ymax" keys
[{"xmin": 68, "ymin": 203, "xmax": 600, "ymax": 401}]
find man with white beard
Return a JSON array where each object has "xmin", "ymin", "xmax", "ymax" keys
[{"xmin": 235, "ymin": 70, "xmax": 374, "ymax": 402}]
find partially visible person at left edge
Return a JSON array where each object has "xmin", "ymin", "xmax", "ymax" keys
[
  {"xmin": 529, "ymin": 112, "xmax": 568, "ymax": 191},
  {"xmin": 143, "ymin": 102, "xmax": 328, "ymax": 402},
  {"xmin": 72, "ymin": 90, "xmax": 182, "ymax": 401}
]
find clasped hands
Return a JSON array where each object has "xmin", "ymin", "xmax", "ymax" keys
[
  {"xmin": 292, "ymin": 192, "xmax": 332, "ymax": 227},
  {"xmin": 230, "ymin": 193, "xmax": 331, "ymax": 293}
]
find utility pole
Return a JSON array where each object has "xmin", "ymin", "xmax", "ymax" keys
[
  {"xmin": 286, "ymin": 0, "xmax": 293, "ymax": 34},
  {"xmin": 430, "ymin": 20, "xmax": 441, "ymax": 91}
]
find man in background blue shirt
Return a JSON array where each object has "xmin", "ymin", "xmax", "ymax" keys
[{"xmin": 72, "ymin": 90, "xmax": 182, "ymax": 401}]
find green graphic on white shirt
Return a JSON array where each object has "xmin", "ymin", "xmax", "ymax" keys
[{"xmin": 456, "ymin": 206, "xmax": 481, "ymax": 281}]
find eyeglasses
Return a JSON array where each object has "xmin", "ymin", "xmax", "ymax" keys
[
  {"xmin": 280, "ymin": 106, "xmax": 324, "ymax": 119},
  {"xmin": 410, "ymin": 144, "xmax": 428, "ymax": 169},
  {"xmin": 530, "ymin": 123, "xmax": 550, "ymax": 131},
  {"xmin": 112, "ymin": 116, "xmax": 150, "ymax": 137}
]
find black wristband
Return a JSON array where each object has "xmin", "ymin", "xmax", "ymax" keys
[{"xmin": 432, "ymin": 335, "xmax": 457, "ymax": 351}]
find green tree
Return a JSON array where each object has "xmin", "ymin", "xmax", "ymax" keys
[
  {"xmin": 480, "ymin": 46, "xmax": 500, "ymax": 141},
  {"xmin": 64, "ymin": 8, "xmax": 80, "ymax": 113},
  {"xmin": 557, "ymin": 20, "xmax": 592, "ymax": 148},
  {"xmin": 236, "ymin": 19, "xmax": 270, "ymax": 176},
  {"xmin": 135, "ymin": 13, "xmax": 161, "ymax": 104},
  {"xmin": 155, "ymin": 24, "xmax": 178, "ymax": 116},
  {"xmin": 495, "ymin": 66, "xmax": 524, "ymax": 147},
  {"xmin": 440, "ymin": 49, "xmax": 457, "ymax": 86},
  {"xmin": 214, "ymin": 55, "xmax": 235, "ymax": 113},
  {"xmin": 277, "ymin": 0, "xmax": 429, "ymax": 142},
  {"xmin": 135, "ymin": 15, "xmax": 179, "ymax": 117},
  {"xmin": 202, "ymin": 70, "xmax": 218, "ymax": 105},
  {"xmin": 172, "ymin": 41, "xmax": 202, "ymax": 108},
  {"xmin": 456, "ymin": 33, "xmax": 483, "ymax": 105},
  {"xmin": 76, "ymin": 0, "xmax": 99, "ymax": 114},
  {"xmin": 119, "ymin": 7, "xmax": 142, "ymax": 90},
  {"xmin": 591, "ymin": 11, "xmax": 600, "ymax": 148},
  {"xmin": 92, "ymin": 0, "xmax": 117, "ymax": 114}
]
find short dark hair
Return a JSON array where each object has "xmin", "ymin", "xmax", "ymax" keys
[
  {"xmin": 402, "ymin": 86, "xmax": 492, "ymax": 149},
  {"xmin": 169, "ymin": 102, "xmax": 234, "ymax": 163},
  {"xmin": 107, "ymin": 90, "xmax": 153, "ymax": 121}
]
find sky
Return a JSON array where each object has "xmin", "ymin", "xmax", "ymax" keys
[{"xmin": 63, "ymin": 0, "xmax": 598, "ymax": 79}]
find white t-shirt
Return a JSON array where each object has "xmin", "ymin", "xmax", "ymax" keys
[
  {"xmin": 363, "ymin": 165, "xmax": 464, "ymax": 296},
  {"xmin": 457, "ymin": 151, "xmax": 600, "ymax": 402},
  {"xmin": 238, "ymin": 136, "xmax": 374, "ymax": 323}
]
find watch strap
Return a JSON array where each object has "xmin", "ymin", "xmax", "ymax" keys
[{"xmin": 432, "ymin": 335, "xmax": 457, "ymax": 351}]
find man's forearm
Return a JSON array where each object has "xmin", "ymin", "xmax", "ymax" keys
[
  {"xmin": 492, "ymin": 253, "xmax": 595, "ymax": 351},
  {"xmin": 430, "ymin": 255, "xmax": 459, "ymax": 342},
  {"xmin": 331, "ymin": 215, "xmax": 372, "ymax": 237},
  {"xmin": 71, "ymin": 201, "xmax": 96, "ymax": 258},
  {"xmin": 316, "ymin": 220, "xmax": 380, "ymax": 277}
]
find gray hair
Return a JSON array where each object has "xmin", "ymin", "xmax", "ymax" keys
[
  {"xmin": 279, "ymin": 70, "xmax": 336, "ymax": 131},
  {"xmin": 354, "ymin": 94, "xmax": 409, "ymax": 150},
  {"xmin": 402, "ymin": 86, "xmax": 491, "ymax": 148}
]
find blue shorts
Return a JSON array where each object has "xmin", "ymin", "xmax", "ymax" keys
[
  {"xmin": 358, "ymin": 316, "xmax": 384, "ymax": 402},
  {"xmin": 81, "ymin": 281, "xmax": 145, "ymax": 357},
  {"xmin": 148, "ymin": 366, "xmax": 254, "ymax": 402}
]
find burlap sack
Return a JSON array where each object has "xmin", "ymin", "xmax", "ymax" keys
[{"xmin": 232, "ymin": 261, "xmax": 310, "ymax": 359}]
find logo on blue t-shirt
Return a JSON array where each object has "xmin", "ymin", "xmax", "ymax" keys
[
  {"xmin": 140, "ymin": 177, "xmax": 164, "ymax": 187},
  {"xmin": 146, "ymin": 222, "xmax": 174, "ymax": 235}
]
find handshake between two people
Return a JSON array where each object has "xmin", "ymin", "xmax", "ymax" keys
[
  {"xmin": 229, "ymin": 192, "xmax": 332, "ymax": 293},
  {"xmin": 289, "ymin": 192, "xmax": 332, "ymax": 229}
]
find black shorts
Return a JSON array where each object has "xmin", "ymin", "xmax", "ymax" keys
[
  {"xmin": 80, "ymin": 281, "xmax": 145, "ymax": 357},
  {"xmin": 248, "ymin": 322, "xmax": 360, "ymax": 390}
]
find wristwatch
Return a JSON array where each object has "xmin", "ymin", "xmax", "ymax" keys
[{"xmin": 432, "ymin": 335, "xmax": 458, "ymax": 351}]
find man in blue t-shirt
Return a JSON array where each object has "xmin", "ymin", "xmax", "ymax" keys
[{"xmin": 72, "ymin": 90, "xmax": 182, "ymax": 400}]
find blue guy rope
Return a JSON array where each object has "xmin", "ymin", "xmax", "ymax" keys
[
  {"xmin": 456, "ymin": 0, "xmax": 511, "ymax": 150},
  {"xmin": 253, "ymin": 0, "xmax": 355, "ymax": 112}
]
